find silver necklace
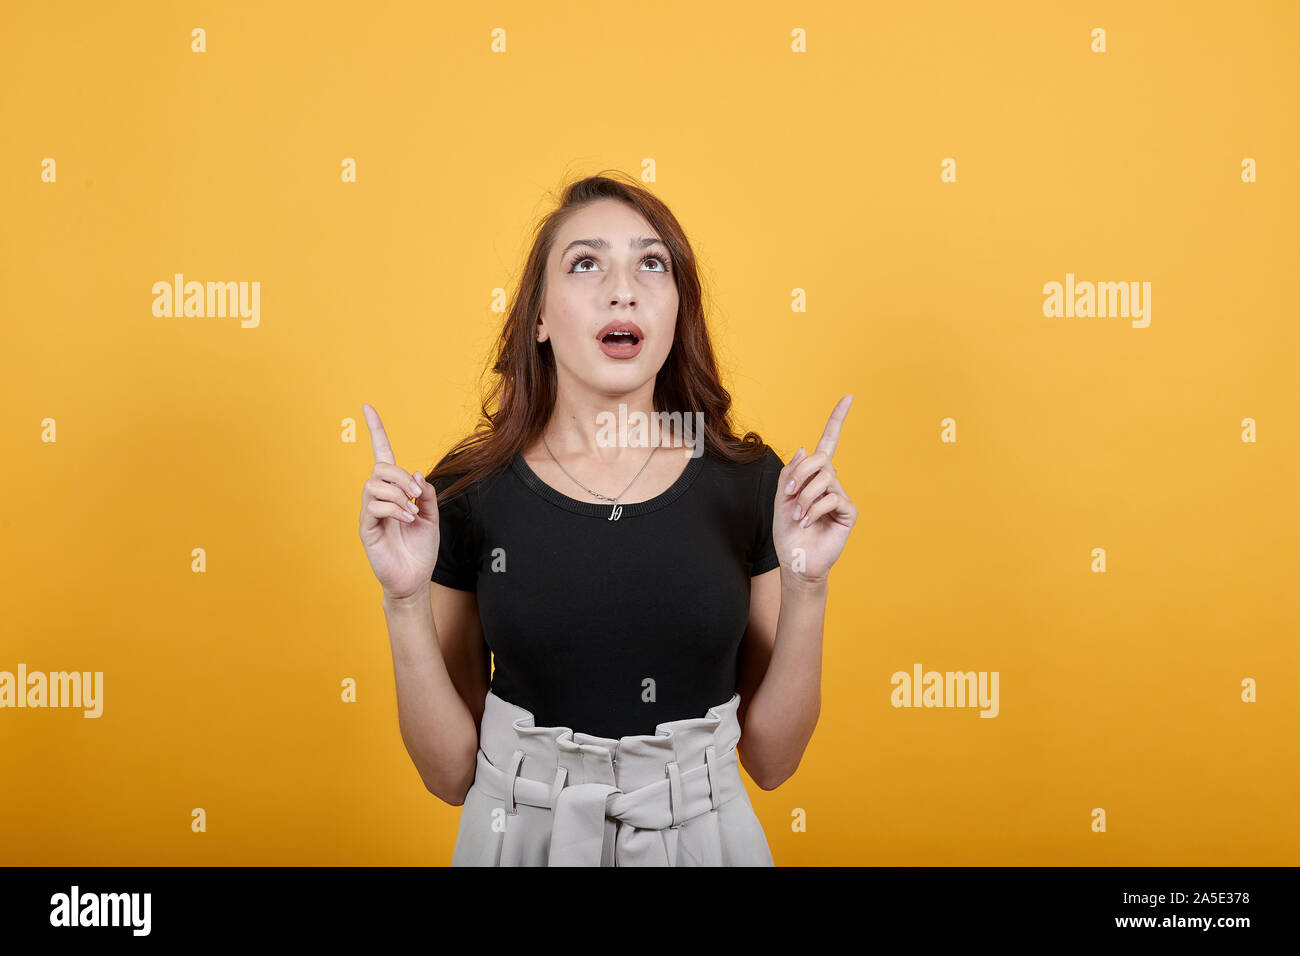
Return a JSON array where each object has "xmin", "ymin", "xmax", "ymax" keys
[{"xmin": 541, "ymin": 434, "xmax": 661, "ymax": 521}]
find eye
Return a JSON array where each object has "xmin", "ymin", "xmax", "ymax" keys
[{"xmin": 566, "ymin": 251, "xmax": 671, "ymax": 274}]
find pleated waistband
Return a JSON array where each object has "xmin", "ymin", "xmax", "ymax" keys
[{"xmin": 476, "ymin": 689, "xmax": 744, "ymax": 793}]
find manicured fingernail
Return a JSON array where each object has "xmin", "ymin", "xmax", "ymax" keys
[
  {"xmin": 793, "ymin": 504, "xmax": 802, "ymax": 520},
  {"xmin": 801, "ymin": 515, "xmax": 811, "ymax": 528},
  {"xmin": 786, "ymin": 478, "xmax": 795, "ymax": 494}
]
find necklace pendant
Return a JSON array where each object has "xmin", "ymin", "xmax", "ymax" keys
[{"xmin": 609, "ymin": 504, "xmax": 623, "ymax": 521}]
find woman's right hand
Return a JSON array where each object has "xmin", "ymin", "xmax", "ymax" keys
[{"xmin": 358, "ymin": 402, "xmax": 441, "ymax": 601}]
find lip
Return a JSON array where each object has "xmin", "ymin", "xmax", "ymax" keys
[
  {"xmin": 596, "ymin": 320, "xmax": 644, "ymax": 341},
  {"xmin": 595, "ymin": 320, "xmax": 644, "ymax": 360}
]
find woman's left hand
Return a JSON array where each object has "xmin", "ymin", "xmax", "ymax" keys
[{"xmin": 773, "ymin": 394, "xmax": 859, "ymax": 585}]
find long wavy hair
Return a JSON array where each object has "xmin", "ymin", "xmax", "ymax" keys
[{"xmin": 427, "ymin": 170, "xmax": 769, "ymax": 502}]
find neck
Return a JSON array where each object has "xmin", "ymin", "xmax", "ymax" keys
[{"xmin": 542, "ymin": 381, "xmax": 673, "ymax": 463}]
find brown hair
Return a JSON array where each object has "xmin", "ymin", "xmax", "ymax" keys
[{"xmin": 426, "ymin": 170, "xmax": 769, "ymax": 502}]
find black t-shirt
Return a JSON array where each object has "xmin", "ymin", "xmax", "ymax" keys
[{"xmin": 430, "ymin": 444, "xmax": 784, "ymax": 739}]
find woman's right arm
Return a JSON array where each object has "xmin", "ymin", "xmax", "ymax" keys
[
  {"xmin": 382, "ymin": 582, "xmax": 487, "ymax": 806},
  {"xmin": 358, "ymin": 402, "xmax": 486, "ymax": 806}
]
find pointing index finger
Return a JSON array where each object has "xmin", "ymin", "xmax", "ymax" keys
[
  {"xmin": 362, "ymin": 403, "xmax": 396, "ymax": 465},
  {"xmin": 815, "ymin": 394, "xmax": 853, "ymax": 459}
]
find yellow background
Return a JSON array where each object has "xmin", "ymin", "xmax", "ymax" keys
[{"xmin": 2, "ymin": 0, "xmax": 1296, "ymax": 865}]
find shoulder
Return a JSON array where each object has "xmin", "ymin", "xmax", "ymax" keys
[
  {"xmin": 751, "ymin": 446, "xmax": 785, "ymax": 500},
  {"xmin": 430, "ymin": 450, "xmax": 512, "ymax": 511},
  {"xmin": 718, "ymin": 443, "xmax": 783, "ymax": 476},
  {"xmin": 428, "ymin": 450, "xmax": 477, "ymax": 507},
  {"xmin": 704, "ymin": 441, "xmax": 781, "ymax": 467},
  {"xmin": 701, "ymin": 443, "xmax": 784, "ymax": 499},
  {"xmin": 756, "ymin": 444, "xmax": 784, "ymax": 473}
]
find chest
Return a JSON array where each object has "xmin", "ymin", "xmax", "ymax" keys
[{"xmin": 472, "ymin": 501, "xmax": 753, "ymax": 650}]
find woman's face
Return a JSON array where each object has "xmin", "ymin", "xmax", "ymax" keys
[{"xmin": 538, "ymin": 198, "xmax": 678, "ymax": 400}]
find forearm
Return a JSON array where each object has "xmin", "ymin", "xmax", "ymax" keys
[
  {"xmin": 382, "ymin": 590, "xmax": 479, "ymax": 805},
  {"xmin": 742, "ymin": 574, "xmax": 827, "ymax": 789}
]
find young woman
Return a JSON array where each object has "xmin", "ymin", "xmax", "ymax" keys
[{"xmin": 358, "ymin": 172, "xmax": 858, "ymax": 866}]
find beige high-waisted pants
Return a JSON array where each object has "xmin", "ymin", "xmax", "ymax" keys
[{"xmin": 450, "ymin": 689, "xmax": 775, "ymax": 866}]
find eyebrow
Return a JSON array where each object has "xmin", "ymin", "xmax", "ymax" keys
[{"xmin": 558, "ymin": 236, "xmax": 668, "ymax": 260}]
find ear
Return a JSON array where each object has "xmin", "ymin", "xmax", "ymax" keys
[{"xmin": 536, "ymin": 315, "xmax": 548, "ymax": 343}]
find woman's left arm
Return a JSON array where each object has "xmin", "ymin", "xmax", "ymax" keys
[{"xmin": 736, "ymin": 395, "xmax": 858, "ymax": 790}]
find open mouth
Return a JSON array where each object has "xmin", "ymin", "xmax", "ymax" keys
[{"xmin": 596, "ymin": 323, "xmax": 644, "ymax": 359}]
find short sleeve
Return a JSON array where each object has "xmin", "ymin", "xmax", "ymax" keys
[
  {"xmin": 747, "ymin": 447, "xmax": 784, "ymax": 576},
  {"xmin": 430, "ymin": 473, "xmax": 478, "ymax": 592}
]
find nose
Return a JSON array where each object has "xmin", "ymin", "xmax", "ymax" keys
[{"xmin": 608, "ymin": 260, "xmax": 640, "ymax": 306}]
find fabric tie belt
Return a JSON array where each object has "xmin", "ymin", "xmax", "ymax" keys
[{"xmin": 471, "ymin": 741, "xmax": 747, "ymax": 865}]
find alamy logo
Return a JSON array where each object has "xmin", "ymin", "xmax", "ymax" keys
[
  {"xmin": 1043, "ymin": 272, "xmax": 1151, "ymax": 328},
  {"xmin": 49, "ymin": 885, "xmax": 151, "ymax": 936},
  {"xmin": 595, "ymin": 404, "xmax": 704, "ymax": 457},
  {"xmin": 152, "ymin": 273, "xmax": 260, "ymax": 328},
  {"xmin": 0, "ymin": 664, "xmax": 103, "ymax": 717},
  {"xmin": 890, "ymin": 663, "xmax": 999, "ymax": 718}
]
